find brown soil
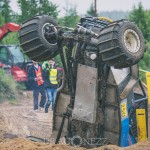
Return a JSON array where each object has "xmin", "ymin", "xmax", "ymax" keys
[
  {"xmin": 0, "ymin": 91, "xmax": 150, "ymax": 150},
  {"xmin": 0, "ymin": 91, "xmax": 52, "ymax": 140}
]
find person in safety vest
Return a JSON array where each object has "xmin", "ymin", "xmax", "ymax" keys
[
  {"xmin": 43, "ymin": 58, "xmax": 58, "ymax": 113},
  {"xmin": 28, "ymin": 60, "xmax": 46, "ymax": 111}
]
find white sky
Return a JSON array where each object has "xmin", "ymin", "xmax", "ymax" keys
[{"xmin": 10, "ymin": 0, "xmax": 150, "ymax": 16}]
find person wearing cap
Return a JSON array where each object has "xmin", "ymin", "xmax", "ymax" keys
[
  {"xmin": 43, "ymin": 58, "xmax": 59, "ymax": 113},
  {"xmin": 28, "ymin": 60, "xmax": 46, "ymax": 111}
]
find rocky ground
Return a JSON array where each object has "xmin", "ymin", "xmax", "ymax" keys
[{"xmin": 0, "ymin": 91, "xmax": 149, "ymax": 150}]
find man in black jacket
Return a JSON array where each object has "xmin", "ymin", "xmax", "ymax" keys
[{"xmin": 28, "ymin": 60, "xmax": 46, "ymax": 111}]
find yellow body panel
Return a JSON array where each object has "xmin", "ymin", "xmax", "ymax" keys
[
  {"xmin": 98, "ymin": 17, "xmax": 113, "ymax": 22},
  {"xmin": 146, "ymin": 72, "xmax": 150, "ymax": 104},
  {"xmin": 136, "ymin": 109, "xmax": 147, "ymax": 142}
]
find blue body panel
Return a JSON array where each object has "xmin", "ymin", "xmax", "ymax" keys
[{"xmin": 120, "ymin": 99, "xmax": 136, "ymax": 147}]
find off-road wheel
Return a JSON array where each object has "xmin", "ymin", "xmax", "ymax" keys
[
  {"xmin": 98, "ymin": 20, "xmax": 145, "ymax": 68},
  {"xmin": 19, "ymin": 15, "xmax": 58, "ymax": 62}
]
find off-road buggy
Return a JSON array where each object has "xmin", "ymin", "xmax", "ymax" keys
[{"xmin": 19, "ymin": 15, "xmax": 148, "ymax": 147}]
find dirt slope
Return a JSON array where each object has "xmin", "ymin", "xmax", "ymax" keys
[
  {"xmin": 0, "ymin": 138, "xmax": 150, "ymax": 150},
  {"xmin": 0, "ymin": 91, "xmax": 52, "ymax": 140},
  {"xmin": 0, "ymin": 91, "xmax": 150, "ymax": 150}
]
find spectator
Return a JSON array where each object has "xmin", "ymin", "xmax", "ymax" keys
[
  {"xmin": 28, "ymin": 60, "xmax": 46, "ymax": 111},
  {"xmin": 43, "ymin": 58, "xmax": 58, "ymax": 113}
]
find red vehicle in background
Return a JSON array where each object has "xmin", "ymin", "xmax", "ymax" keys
[
  {"xmin": 0, "ymin": 22, "xmax": 20, "ymax": 40},
  {"xmin": 0, "ymin": 23, "xmax": 31, "ymax": 88},
  {"xmin": 0, "ymin": 45, "xmax": 32, "ymax": 81}
]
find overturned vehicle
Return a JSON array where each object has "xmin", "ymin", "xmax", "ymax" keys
[{"xmin": 19, "ymin": 15, "xmax": 148, "ymax": 147}]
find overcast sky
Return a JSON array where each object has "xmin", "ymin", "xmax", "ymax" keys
[{"xmin": 10, "ymin": 0, "xmax": 150, "ymax": 16}]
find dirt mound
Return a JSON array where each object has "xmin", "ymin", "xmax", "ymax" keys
[
  {"xmin": 0, "ymin": 91, "xmax": 52, "ymax": 139},
  {"xmin": 0, "ymin": 138, "xmax": 70, "ymax": 150},
  {"xmin": 0, "ymin": 138, "xmax": 150, "ymax": 150},
  {"xmin": 0, "ymin": 91, "xmax": 150, "ymax": 150}
]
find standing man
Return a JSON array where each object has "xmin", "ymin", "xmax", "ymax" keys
[
  {"xmin": 28, "ymin": 60, "xmax": 46, "ymax": 111},
  {"xmin": 43, "ymin": 58, "xmax": 58, "ymax": 113}
]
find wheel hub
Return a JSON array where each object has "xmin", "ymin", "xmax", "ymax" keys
[
  {"xmin": 42, "ymin": 23, "xmax": 57, "ymax": 45},
  {"xmin": 124, "ymin": 29, "xmax": 140, "ymax": 53}
]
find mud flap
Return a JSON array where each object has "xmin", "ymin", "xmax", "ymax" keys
[
  {"xmin": 136, "ymin": 109, "xmax": 147, "ymax": 142},
  {"xmin": 72, "ymin": 64, "xmax": 97, "ymax": 124}
]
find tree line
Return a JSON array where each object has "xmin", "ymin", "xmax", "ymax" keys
[{"xmin": 0, "ymin": 1, "xmax": 150, "ymax": 80}]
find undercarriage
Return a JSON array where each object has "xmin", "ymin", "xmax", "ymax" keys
[{"xmin": 19, "ymin": 15, "xmax": 148, "ymax": 148}]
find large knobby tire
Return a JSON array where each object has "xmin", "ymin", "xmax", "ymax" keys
[
  {"xmin": 19, "ymin": 15, "xmax": 58, "ymax": 62},
  {"xmin": 98, "ymin": 20, "xmax": 145, "ymax": 68}
]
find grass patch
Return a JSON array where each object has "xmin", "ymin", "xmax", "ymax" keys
[
  {"xmin": 16, "ymin": 82, "xmax": 26, "ymax": 91},
  {"xmin": 8, "ymin": 98, "xmax": 18, "ymax": 105},
  {"xmin": 0, "ymin": 69, "xmax": 17, "ymax": 102}
]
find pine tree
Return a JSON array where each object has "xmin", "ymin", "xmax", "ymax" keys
[
  {"xmin": 129, "ymin": 2, "xmax": 150, "ymax": 81},
  {"xmin": 59, "ymin": 5, "xmax": 79, "ymax": 28},
  {"xmin": 17, "ymin": 0, "xmax": 59, "ymax": 23},
  {"xmin": 87, "ymin": 3, "xmax": 95, "ymax": 17},
  {"xmin": 0, "ymin": 13, "xmax": 5, "ymax": 26},
  {"xmin": 17, "ymin": 0, "xmax": 31, "ymax": 23},
  {"xmin": 39, "ymin": 0, "xmax": 58, "ymax": 18},
  {"xmin": 0, "ymin": 0, "xmax": 12, "ymax": 22},
  {"xmin": 129, "ymin": 2, "xmax": 150, "ymax": 41},
  {"xmin": 29, "ymin": 0, "xmax": 39, "ymax": 17}
]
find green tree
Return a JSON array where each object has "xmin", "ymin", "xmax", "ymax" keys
[
  {"xmin": 0, "ymin": 0, "xmax": 12, "ymax": 22},
  {"xmin": 129, "ymin": 2, "xmax": 150, "ymax": 81},
  {"xmin": 139, "ymin": 42, "xmax": 150, "ymax": 81},
  {"xmin": 87, "ymin": 3, "xmax": 95, "ymax": 17},
  {"xmin": 29, "ymin": 0, "xmax": 38, "ymax": 17},
  {"xmin": 39, "ymin": 0, "xmax": 58, "ymax": 18},
  {"xmin": 58, "ymin": 5, "xmax": 79, "ymax": 28},
  {"xmin": 17, "ymin": 0, "xmax": 59, "ymax": 23},
  {"xmin": 17, "ymin": 0, "xmax": 32, "ymax": 23},
  {"xmin": 0, "ymin": 13, "xmax": 5, "ymax": 26},
  {"xmin": 0, "ymin": 32, "xmax": 19, "ymax": 45},
  {"xmin": 129, "ymin": 2, "xmax": 150, "ymax": 41}
]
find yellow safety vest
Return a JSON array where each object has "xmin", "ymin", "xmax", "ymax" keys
[{"xmin": 49, "ymin": 69, "xmax": 58, "ymax": 84}]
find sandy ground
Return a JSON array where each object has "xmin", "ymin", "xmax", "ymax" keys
[
  {"xmin": 0, "ymin": 91, "xmax": 150, "ymax": 150},
  {"xmin": 0, "ymin": 91, "xmax": 52, "ymax": 140}
]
